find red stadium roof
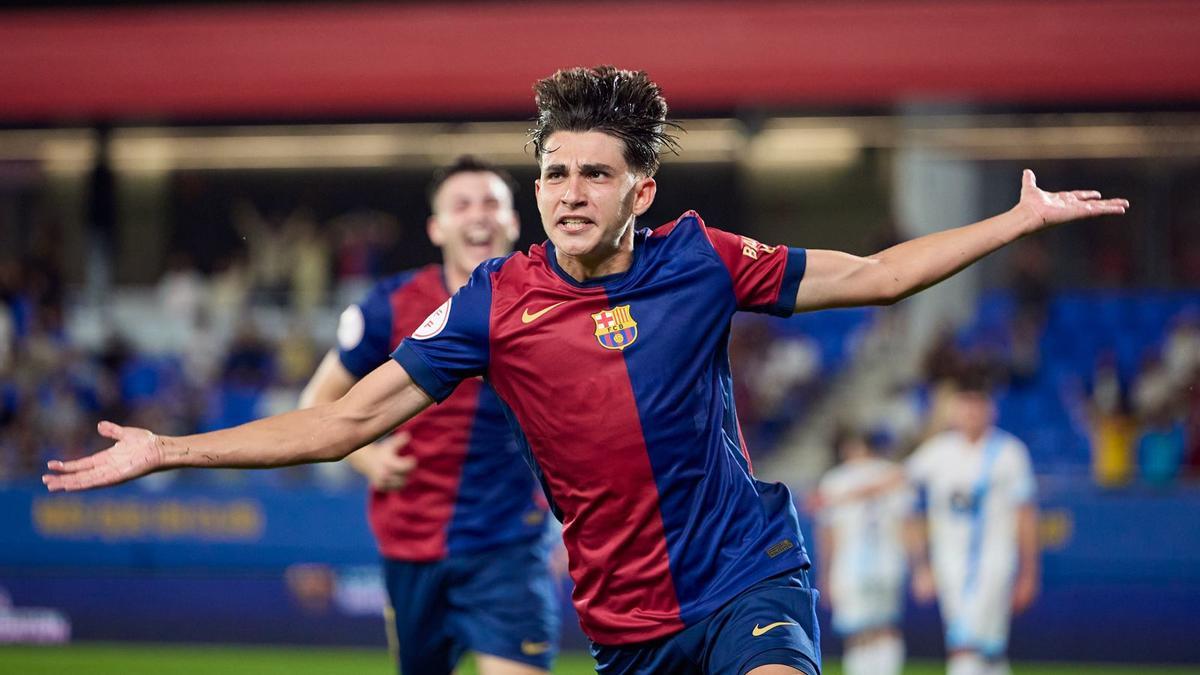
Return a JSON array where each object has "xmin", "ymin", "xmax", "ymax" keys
[{"xmin": 1, "ymin": 0, "xmax": 1198, "ymax": 122}]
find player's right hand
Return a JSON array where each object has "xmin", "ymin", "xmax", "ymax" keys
[
  {"xmin": 43, "ymin": 421, "xmax": 165, "ymax": 492},
  {"xmin": 361, "ymin": 431, "xmax": 416, "ymax": 491}
]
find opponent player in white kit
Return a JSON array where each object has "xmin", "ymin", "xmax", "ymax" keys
[
  {"xmin": 906, "ymin": 381, "xmax": 1040, "ymax": 675},
  {"xmin": 816, "ymin": 430, "xmax": 911, "ymax": 675}
]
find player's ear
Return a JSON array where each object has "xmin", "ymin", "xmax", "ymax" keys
[
  {"xmin": 426, "ymin": 215, "xmax": 445, "ymax": 246},
  {"xmin": 631, "ymin": 176, "xmax": 656, "ymax": 216}
]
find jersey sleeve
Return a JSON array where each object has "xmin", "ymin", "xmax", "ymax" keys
[
  {"xmin": 337, "ymin": 282, "xmax": 395, "ymax": 379},
  {"xmin": 702, "ymin": 224, "xmax": 806, "ymax": 317},
  {"xmin": 905, "ymin": 439, "xmax": 939, "ymax": 512},
  {"xmin": 905, "ymin": 439, "xmax": 937, "ymax": 486},
  {"xmin": 391, "ymin": 263, "xmax": 493, "ymax": 403}
]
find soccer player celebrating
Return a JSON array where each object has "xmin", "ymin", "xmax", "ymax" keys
[
  {"xmin": 45, "ymin": 66, "xmax": 1124, "ymax": 675},
  {"xmin": 298, "ymin": 156, "xmax": 559, "ymax": 675},
  {"xmin": 905, "ymin": 379, "xmax": 1040, "ymax": 675},
  {"xmin": 815, "ymin": 430, "xmax": 911, "ymax": 675}
]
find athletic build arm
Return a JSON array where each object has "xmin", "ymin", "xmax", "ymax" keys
[
  {"xmin": 905, "ymin": 514, "xmax": 936, "ymax": 604},
  {"xmin": 793, "ymin": 170, "xmax": 1128, "ymax": 313},
  {"xmin": 43, "ymin": 360, "xmax": 433, "ymax": 492},
  {"xmin": 299, "ymin": 350, "xmax": 416, "ymax": 490},
  {"xmin": 1012, "ymin": 503, "xmax": 1041, "ymax": 613}
]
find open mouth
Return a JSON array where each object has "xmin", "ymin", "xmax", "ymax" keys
[
  {"xmin": 556, "ymin": 216, "xmax": 594, "ymax": 234},
  {"xmin": 463, "ymin": 230, "xmax": 495, "ymax": 247}
]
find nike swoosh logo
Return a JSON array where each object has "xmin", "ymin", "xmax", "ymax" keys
[
  {"xmin": 521, "ymin": 301, "xmax": 566, "ymax": 324},
  {"xmin": 521, "ymin": 640, "xmax": 551, "ymax": 655},
  {"xmin": 752, "ymin": 621, "xmax": 798, "ymax": 637}
]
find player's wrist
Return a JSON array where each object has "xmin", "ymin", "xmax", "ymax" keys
[
  {"xmin": 1008, "ymin": 201, "xmax": 1045, "ymax": 238},
  {"xmin": 158, "ymin": 434, "xmax": 189, "ymax": 469}
]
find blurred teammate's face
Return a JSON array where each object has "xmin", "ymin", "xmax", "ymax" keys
[
  {"xmin": 953, "ymin": 391, "xmax": 996, "ymax": 440},
  {"xmin": 428, "ymin": 171, "xmax": 519, "ymax": 280},
  {"xmin": 535, "ymin": 131, "xmax": 656, "ymax": 271}
]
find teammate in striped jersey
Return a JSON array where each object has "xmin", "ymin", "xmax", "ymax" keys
[{"xmin": 298, "ymin": 156, "xmax": 558, "ymax": 675}]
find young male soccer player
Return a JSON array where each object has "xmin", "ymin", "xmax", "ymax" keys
[
  {"xmin": 46, "ymin": 66, "xmax": 1124, "ymax": 675},
  {"xmin": 906, "ymin": 381, "xmax": 1040, "ymax": 675},
  {"xmin": 815, "ymin": 430, "xmax": 910, "ymax": 675},
  {"xmin": 298, "ymin": 156, "xmax": 558, "ymax": 675}
]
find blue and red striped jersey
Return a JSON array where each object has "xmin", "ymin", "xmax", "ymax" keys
[
  {"xmin": 338, "ymin": 264, "xmax": 548, "ymax": 562},
  {"xmin": 393, "ymin": 213, "xmax": 811, "ymax": 644}
]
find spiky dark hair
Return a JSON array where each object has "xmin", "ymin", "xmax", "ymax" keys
[
  {"xmin": 427, "ymin": 155, "xmax": 518, "ymax": 209},
  {"xmin": 529, "ymin": 65, "xmax": 681, "ymax": 176}
]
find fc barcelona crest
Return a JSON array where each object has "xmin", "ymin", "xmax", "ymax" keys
[{"xmin": 591, "ymin": 305, "xmax": 638, "ymax": 351}]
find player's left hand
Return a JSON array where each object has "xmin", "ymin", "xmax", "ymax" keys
[
  {"xmin": 1012, "ymin": 570, "xmax": 1039, "ymax": 614},
  {"xmin": 43, "ymin": 421, "xmax": 165, "ymax": 492},
  {"xmin": 1017, "ymin": 169, "xmax": 1128, "ymax": 232}
]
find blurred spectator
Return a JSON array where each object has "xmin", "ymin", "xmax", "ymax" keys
[
  {"xmin": 1136, "ymin": 410, "xmax": 1185, "ymax": 487},
  {"xmin": 274, "ymin": 322, "xmax": 318, "ymax": 390},
  {"xmin": 232, "ymin": 200, "xmax": 292, "ymax": 306},
  {"xmin": 157, "ymin": 252, "xmax": 205, "ymax": 348},
  {"xmin": 208, "ymin": 253, "xmax": 251, "ymax": 338},
  {"xmin": 286, "ymin": 210, "xmax": 332, "ymax": 318},
  {"xmin": 1163, "ymin": 310, "xmax": 1200, "ymax": 388},
  {"xmin": 1088, "ymin": 351, "xmax": 1135, "ymax": 487},
  {"xmin": 1132, "ymin": 353, "xmax": 1174, "ymax": 420},
  {"xmin": 182, "ymin": 307, "xmax": 226, "ymax": 389}
]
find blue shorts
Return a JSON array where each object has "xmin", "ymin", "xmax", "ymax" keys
[
  {"xmin": 590, "ymin": 570, "xmax": 822, "ymax": 675},
  {"xmin": 383, "ymin": 540, "xmax": 559, "ymax": 674}
]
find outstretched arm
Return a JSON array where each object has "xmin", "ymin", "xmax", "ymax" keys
[
  {"xmin": 43, "ymin": 359, "xmax": 433, "ymax": 492},
  {"xmin": 300, "ymin": 350, "xmax": 417, "ymax": 491},
  {"xmin": 793, "ymin": 170, "xmax": 1128, "ymax": 313}
]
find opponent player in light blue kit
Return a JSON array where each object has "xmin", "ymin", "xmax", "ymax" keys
[
  {"xmin": 45, "ymin": 66, "xmax": 1126, "ymax": 675},
  {"xmin": 906, "ymin": 381, "xmax": 1040, "ymax": 675},
  {"xmin": 816, "ymin": 430, "xmax": 912, "ymax": 675}
]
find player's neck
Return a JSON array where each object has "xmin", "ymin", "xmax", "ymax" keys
[
  {"xmin": 554, "ymin": 227, "xmax": 636, "ymax": 282},
  {"xmin": 963, "ymin": 427, "xmax": 990, "ymax": 444},
  {"xmin": 441, "ymin": 261, "xmax": 471, "ymax": 295}
]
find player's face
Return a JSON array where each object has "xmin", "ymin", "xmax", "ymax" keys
[
  {"xmin": 954, "ymin": 392, "xmax": 996, "ymax": 438},
  {"xmin": 534, "ymin": 130, "xmax": 656, "ymax": 265},
  {"xmin": 428, "ymin": 171, "xmax": 520, "ymax": 277}
]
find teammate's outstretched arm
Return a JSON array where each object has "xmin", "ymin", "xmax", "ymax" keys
[
  {"xmin": 42, "ymin": 360, "xmax": 433, "ymax": 492},
  {"xmin": 792, "ymin": 170, "xmax": 1128, "ymax": 313}
]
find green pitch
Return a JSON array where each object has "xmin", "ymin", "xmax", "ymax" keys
[{"xmin": 0, "ymin": 643, "xmax": 1192, "ymax": 675}]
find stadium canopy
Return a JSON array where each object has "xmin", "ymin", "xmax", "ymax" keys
[{"xmin": 1, "ymin": 0, "xmax": 1198, "ymax": 123}]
